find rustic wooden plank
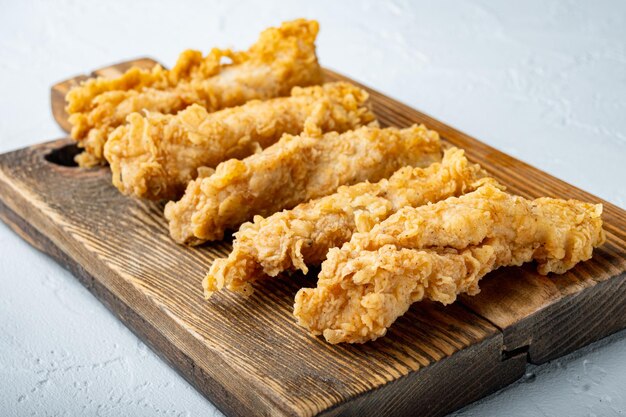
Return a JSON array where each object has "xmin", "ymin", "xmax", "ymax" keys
[
  {"xmin": 50, "ymin": 57, "xmax": 159, "ymax": 133},
  {"xmin": 6, "ymin": 59, "xmax": 625, "ymax": 415},
  {"xmin": 0, "ymin": 139, "xmax": 523, "ymax": 416}
]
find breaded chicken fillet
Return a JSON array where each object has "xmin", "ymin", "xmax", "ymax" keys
[
  {"xmin": 165, "ymin": 124, "xmax": 442, "ymax": 245},
  {"xmin": 66, "ymin": 19, "xmax": 323, "ymax": 166},
  {"xmin": 104, "ymin": 82, "xmax": 374, "ymax": 200},
  {"xmin": 294, "ymin": 185, "xmax": 605, "ymax": 343},
  {"xmin": 204, "ymin": 148, "xmax": 500, "ymax": 297}
]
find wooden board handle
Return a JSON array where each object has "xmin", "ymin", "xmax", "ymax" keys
[{"xmin": 50, "ymin": 57, "xmax": 162, "ymax": 133}]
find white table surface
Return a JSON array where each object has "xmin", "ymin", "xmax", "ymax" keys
[{"xmin": 1, "ymin": 1, "xmax": 625, "ymax": 416}]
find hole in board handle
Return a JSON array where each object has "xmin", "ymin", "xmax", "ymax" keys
[{"xmin": 44, "ymin": 143, "xmax": 81, "ymax": 167}]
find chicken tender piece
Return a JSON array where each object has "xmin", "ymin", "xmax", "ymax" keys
[
  {"xmin": 67, "ymin": 19, "xmax": 323, "ymax": 166},
  {"xmin": 205, "ymin": 148, "xmax": 501, "ymax": 297},
  {"xmin": 165, "ymin": 124, "xmax": 442, "ymax": 245},
  {"xmin": 294, "ymin": 185, "xmax": 605, "ymax": 343},
  {"xmin": 104, "ymin": 82, "xmax": 374, "ymax": 200}
]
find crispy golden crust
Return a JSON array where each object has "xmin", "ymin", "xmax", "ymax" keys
[
  {"xmin": 204, "ymin": 148, "xmax": 501, "ymax": 297},
  {"xmin": 103, "ymin": 82, "xmax": 375, "ymax": 200},
  {"xmin": 66, "ymin": 19, "xmax": 323, "ymax": 166},
  {"xmin": 164, "ymin": 124, "xmax": 442, "ymax": 245},
  {"xmin": 294, "ymin": 185, "xmax": 605, "ymax": 343}
]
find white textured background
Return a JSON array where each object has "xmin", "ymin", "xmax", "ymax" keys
[{"xmin": 1, "ymin": 1, "xmax": 625, "ymax": 416}]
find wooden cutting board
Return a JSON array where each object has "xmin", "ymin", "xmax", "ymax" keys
[{"xmin": 1, "ymin": 58, "xmax": 625, "ymax": 417}]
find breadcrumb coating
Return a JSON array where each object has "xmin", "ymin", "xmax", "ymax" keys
[
  {"xmin": 66, "ymin": 19, "xmax": 323, "ymax": 166},
  {"xmin": 103, "ymin": 82, "xmax": 374, "ymax": 200},
  {"xmin": 204, "ymin": 148, "xmax": 501, "ymax": 297},
  {"xmin": 164, "ymin": 124, "xmax": 442, "ymax": 245},
  {"xmin": 294, "ymin": 185, "xmax": 605, "ymax": 343}
]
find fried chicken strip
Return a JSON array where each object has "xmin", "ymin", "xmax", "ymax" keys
[
  {"xmin": 67, "ymin": 19, "xmax": 323, "ymax": 166},
  {"xmin": 165, "ymin": 124, "xmax": 442, "ymax": 245},
  {"xmin": 294, "ymin": 185, "xmax": 605, "ymax": 343},
  {"xmin": 103, "ymin": 82, "xmax": 374, "ymax": 200},
  {"xmin": 204, "ymin": 148, "xmax": 501, "ymax": 297}
]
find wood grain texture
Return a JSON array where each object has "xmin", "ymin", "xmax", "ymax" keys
[{"xmin": 0, "ymin": 59, "xmax": 623, "ymax": 416}]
